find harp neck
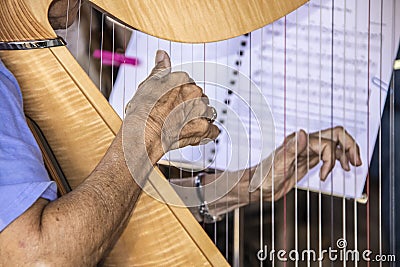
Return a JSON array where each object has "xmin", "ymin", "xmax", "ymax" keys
[
  {"xmin": 0, "ymin": 0, "xmax": 308, "ymax": 43},
  {"xmin": 90, "ymin": 0, "xmax": 308, "ymax": 43},
  {"xmin": 0, "ymin": 0, "xmax": 55, "ymax": 42}
]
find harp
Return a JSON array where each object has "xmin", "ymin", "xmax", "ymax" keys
[{"xmin": 1, "ymin": 0, "xmax": 399, "ymax": 266}]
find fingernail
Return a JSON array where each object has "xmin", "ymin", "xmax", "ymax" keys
[
  {"xmin": 156, "ymin": 50, "xmax": 165, "ymax": 64},
  {"xmin": 320, "ymin": 171, "xmax": 327, "ymax": 181}
]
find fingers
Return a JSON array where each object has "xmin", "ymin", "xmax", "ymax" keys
[
  {"xmin": 335, "ymin": 147, "xmax": 350, "ymax": 171},
  {"xmin": 179, "ymin": 101, "xmax": 220, "ymax": 138},
  {"xmin": 308, "ymin": 133, "xmax": 358, "ymax": 180},
  {"xmin": 182, "ymin": 94, "xmax": 219, "ymax": 143},
  {"xmin": 311, "ymin": 126, "xmax": 362, "ymax": 167},
  {"xmin": 160, "ymin": 83, "xmax": 220, "ymax": 149},
  {"xmin": 134, "ymin": 50, "xmax": 221, "ymax": 153},
  {"xmin": 150, "ymin": 50, "xmax": 171, "ymax": 78},
  {"xmin": 180, "ymin": 84, "xmax": 204, "ymax": 101},
  {"xmin": 179, "ymin": 84, "xmax": 216, "ymax": 124},
  {"xmin": 204, "ymin": 123, "xmax": 220, "ymax": 141},
  {"xmin": 136, "ymin": 50, "xmax": 172, "ymax": 90},
  {"xmin": 180, "ymin": 119, "xmax": 220, "ymax": 145},
  {"xmin": 308, "ymin": 137, "xmax": 336, "ymax": 181}
]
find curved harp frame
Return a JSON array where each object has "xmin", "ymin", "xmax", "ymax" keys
[{"xmin": 0, "ymin": 0, "xmax": 307, "ymax": 265}]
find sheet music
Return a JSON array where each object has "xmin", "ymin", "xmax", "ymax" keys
[{"xmin": 110, "ymin": 0, "xmax": 400, "ymax": 199}]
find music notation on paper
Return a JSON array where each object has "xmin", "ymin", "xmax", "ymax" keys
[{"xmin": 110, "ymin": 0, "xmax": 400, "ymax": 199}]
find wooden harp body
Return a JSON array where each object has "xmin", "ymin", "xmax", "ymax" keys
[{"xmin": 0, "ymin": 0, "xmax": 307, "ymax": 265}]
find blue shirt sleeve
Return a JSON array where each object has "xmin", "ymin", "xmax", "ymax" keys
[{"xmin": 0, "ymin": 60, "xmax": 57, "ymax": 232}]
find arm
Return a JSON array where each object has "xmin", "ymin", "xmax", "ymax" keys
[
  {"xmin": 0, "ymin": 130, "xmax": 140, "ymax": 266},
  {"xmin": 0, "ymin": 51, "xmax": 219, "ymax": 266}
]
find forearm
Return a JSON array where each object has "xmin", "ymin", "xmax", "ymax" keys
[
  {"xmin": 42, "ymin": 131, "xmax": 139, "ymax": 265},
  {"xmin": 0, "ymin": 130, "xmax": 153, "ymax": 266},
  {"xmin": 1, "ymin": 49, "xmax": 220, "ymax": 264}
]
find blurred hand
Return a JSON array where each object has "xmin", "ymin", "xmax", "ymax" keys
[
  {"xmin": 125, "ymin": 50, "xmax": 220, "ymax": 164},
  {"xmin": 260, "ymin": 126, "xmax": 362, "ymax": 200},
  {"xmin": 192, "ymin": 126, "xmax": 362, "ymax": 220}
]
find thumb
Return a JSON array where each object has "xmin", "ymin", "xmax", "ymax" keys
[{"xmin": 150, "ymin": 50, "xmax": 171, "ymax": 78}]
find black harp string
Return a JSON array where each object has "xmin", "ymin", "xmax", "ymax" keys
[
  {"xmin": 248, "ymin": 31, "xmax": 253, "ymax": 262},
  {"xmin": 111, "ymin": 18, "xmax": 114, "ymax": 108},
  {"xmin": 212, "ymin": 42, "xmax": 217, "ymax": 246},
  {"xmin": 234, "ymin": 34, "xmax": 242, "ymax": 267},
  {"xmin": 87, "ymin": 5, "xmax": 93, "ymax": 78},
  {"xmin": 214, "ymin": 41, "xmax": 219, "ymax": 246},
  {"xmin": 353, "ymin": 0, "xmax": 359, "ymax": 256},
  {"xmin": 259, "ymin": 26, "xmax": 264, "ymax": 267},
  {"xmin": 76, "ymin": 0, "xmax": 82, "ymax": 58},
  {"xmin": 389, "ymin": 0, "xmax": 396, "ymax": 260},
  {"xmin": 99, "ymin": 13, "xmax": 104, "ymax": 95},
  {"xmin": 123, "ymin": 23, "xmax": 128, "ymax": 121},
  {"xmin": 202, "ymin": 42, "xmax": 206, "ymax": 230},
  {"xmin": 225, "ymin": 37, "xmax": 230, "ymax": 261},
  {"xmin": 283, "ymin": 13, "xmax": 287, "ymax": 261},
  {"xmin": 319, "ymin": 0, "xmax": 323, "ymax": 261},
  {"xmin": 271, "ymin": 19, "xmax": 276, "ymax": 265},
  {"xmin": 179, "ymin": 41, "xmax": 183, "ymax": 216},
  {"xmin": 389, "ymin": 27, "xmax": 396, "ymax": 260},
  {"xmin": 341, "ymin": 0, "xmax": 347, "ymax": 259},
  {"xmin": 64, "ymin": 0, "xmax": 70, "ymax": 40},
  {"xmin": 378, "ymin": 0, "xmax": 383, "ymax": 261},
  {"xmin": 306, "ymin": 2, "xmax": 311, "ymax": 261},
  {"xmin": 294, "ymin": 5, "xmax": 299, "ymax": 264},
  {"xmin": 367, "ymin": 0, "xmax": 371, "ymax": 255},
  {"xmin": 330, "ymin": 0, "xmax": 335, "ymax": 256},
  {"xmin": 167, "ymin": 38, "xmax": 172, "ymax": 191}
]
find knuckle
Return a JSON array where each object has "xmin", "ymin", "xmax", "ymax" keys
[
  {"xmin": 198, "ymin": 119, "xmax": 209, "ymax": 132},
  {"xmin": 173, "ymin": 71, "xmax": 191, "ymax": 82},
  {"xmin": 192, "ymin": 85, "xmax": 203, "ymax": 96},
  {"xmin": 190, "ymin": 99, "xmax": 206, "ymax": 112},
  {"xmin": 211, "ymin": 125, "xmax": 221, "ymax": 138},
  {"xmin": 181, "ymin": 85, "xmax": 204, "ymax": 101},
  {"xmin": 334, "ymin": 125, "xmax": 345, "ymax": 132},
  {"xmin": 183, "ymin": 84, "xmax": 202, "ymax": 94}
]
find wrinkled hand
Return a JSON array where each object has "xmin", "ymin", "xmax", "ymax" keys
[
  {"xmin": 125, "ymin": 50, "xmax": 220, "ymax": 164},
  {"xmin": 261, "ymin": 126, "xmax": 362, "ymax": 200}
]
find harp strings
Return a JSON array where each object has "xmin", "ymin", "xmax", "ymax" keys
[
  {"xmin": 389, "ymin": 0, "xmax": 396, "ymax": 258},
  {"xmin": 318, "ymin": 0, "xmax": 323, "ymax": 262},
  {"xmin": 283, "ymin": 13, "xmax": 288, "ymax": 263},
  {"xmin": 306, "ymin": 2, "xmax": 312, "ymax": 263},
  {"xmin": 259, "ymin": 25, "xmax": 265, "ymax": 265},
  {"xmin": 367, "ymin": 0, "xmax": 371, "ymax": 255},
  {"xmin": 341, "ymin": 0, "xmax": 347, "ymax": 261},
  {"xmin": 330, "ymin": 0, "xmax": 335, "ymax": 251},
  {"xmin": 353, "ymin": 0, "xmax": 359, "ymax": 258},
  {"xmin": 61, "ymin": 0, "xmax": 398, "ymax": 264},
  {"xmin": 378, "ymin": 0, "xmax": 383, "ymax": 261}
]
